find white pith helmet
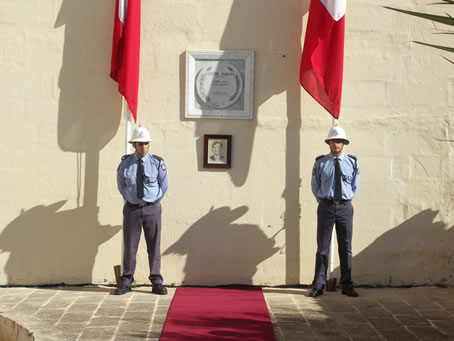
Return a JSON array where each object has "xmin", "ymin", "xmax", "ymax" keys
[
  {"xmin": 325, "ymin": 126, "xmax": 349, "ymax": 145},
  {"xmin": 129, "ymin": 125, "xmax": 152, "ymax": 143}
]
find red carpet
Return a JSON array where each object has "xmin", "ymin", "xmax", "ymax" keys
[{"xmin": 160, "ymin": 286, "xmax": 276, "ymax": 341}]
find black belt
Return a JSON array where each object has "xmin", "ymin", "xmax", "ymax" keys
[
  {"xmin": 321, "ymin": 198, "xmax": 350, "ymax": 205},
  {"xmin": 128, "ymin": 201, "xmax": 154, "ymax": 207}
]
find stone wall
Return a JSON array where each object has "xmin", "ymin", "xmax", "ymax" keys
[{"xmin": 0, "ymin": 0, "xmax": 452, "ymax": 286}]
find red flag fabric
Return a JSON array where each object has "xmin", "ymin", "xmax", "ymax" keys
[
  {"xmin": 300, "ymin": 0, "xmax": 346, "ymax": 119},
  {"xmin": 110, "ymin": 0, "xmax": 141, "ymax": 122}
]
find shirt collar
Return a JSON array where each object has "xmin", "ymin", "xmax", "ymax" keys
[
  {"xmin": 132, "ymin": 153, "xmax": 149, "ymax": 162},
  {"xmin": 328, "ymin": 153, "xmax": 347, "ymax": 161}
]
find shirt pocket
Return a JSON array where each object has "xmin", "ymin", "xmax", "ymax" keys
[
  {"xmin": 341, "ymin": 167, "xmax": 354, "ymax": 184},
  {"xmin": 321, "ymin": 167, "xmax": 334, "ymax": 182},
  {"xmin": 144, "ymin": 171, "xmax": 158, "ymax": 184},
  {"xmin": 125, "ymin": 175, "xmax": 136, "ymax": 186},
  {"xmin": 124, "ymin": 169, "xmax": 136, "ymax": 186}
]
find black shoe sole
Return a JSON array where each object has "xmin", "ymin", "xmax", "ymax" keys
[
  {"xmin": 341, "ymin": 290, "xmax": 359, "ymax": 297},
  {"xmin": 151, "ymin": 285, "xmax": 168, "ymax": 295},
  {"xmin": 152, "ymin": 290, "xmax": 168, "ymax": 295},
  {"xmin": 114, "ymin": 287, "xmax": 131, "ymax": 295},
  {"xmin": 308, "ymin": 290, "xmax": 324, "ymax": 297}
]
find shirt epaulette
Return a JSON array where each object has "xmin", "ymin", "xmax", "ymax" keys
[
  {"xmin": 121, "ymin": 154, "xmax": 133, "ymax": 161},
  {"xmin": 315, "ymin": 155, "xmax": 325, "ymax": 161},
  {"xmin": 347, "ymin": 154, "xmax": 357, "ymax": 161},
  {"xmin": 152, "ymin": 154, "xmax": 164, "ymax": 162}
]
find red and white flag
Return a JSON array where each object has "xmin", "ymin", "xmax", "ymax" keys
[
  {"xmin": 110, "ymin": 0, "xmax": 141, "ymax": 122},
  {"xmin": 300, "ymin": 0, "xmax": 346, "ymax": 119}
]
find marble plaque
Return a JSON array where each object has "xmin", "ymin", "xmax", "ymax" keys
[{"xmin": 185, "ymin": 51, "xmax": 254, "ymax": 119}]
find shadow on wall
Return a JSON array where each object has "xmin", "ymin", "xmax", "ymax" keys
[
  {"xmin": 0, "ymin": 2, "xmax": 124, "ymax": 285},
  {"xmin": 348, "ymin": 209, "xmax": 454, "ymax": 286},
  {"xmin": 163, "ymin": 206, "xmax": 282, "ymax": 285},
  {"xmin": 55, "ymin": 0, "xmax": 122, "ymax": 209},
  {"xmin": 55, "ymin": 0, "xmax": 121, "ymax": 154},
  {"xmin": 189, "ymin": 0, "xmax": 307, "ymax": 187},
  {"xmin": 182, "ymin": 0, "xmax": 308, "ymax": 285},
  {"xmin": 0, "ymin": 201, "xmax": 121, "ymax": 285}
]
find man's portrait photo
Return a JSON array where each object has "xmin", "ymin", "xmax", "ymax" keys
[
  {"xmin": 209, "ymin": 140, "xmax": 226, "ymax": 164},
  {"xmin": 203, "ymin": 135, "xmax": 232, "ymax": 168}
]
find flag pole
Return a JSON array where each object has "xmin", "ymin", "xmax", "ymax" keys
[
  {"xmin": 329, "ymin": 232, "xmax": 335, "ymax": 280},
  {"xmin": 327, "ymin": 117, "xmax": 338, "ymax": 291},
  {"xmin": 122, "ymin": 100, "xmax": 132, "ymax": 265},
  {"xmin": 111, "ymin": 0, "xmax": 141, "ymax": 288},
  {"xmin": 329, "ymin": 117, "xmax": 336, "ymax": 280},
  {"xmin": 123, "ymin": 101, "xmax": 131, "ymax": 269},
  {"xmin": 124, "ymin": 101, "xmax": 132, "ymax": 154},
  {"xmin": 114, "ymin": 100, "xmax": 131, "ymax": 288}
]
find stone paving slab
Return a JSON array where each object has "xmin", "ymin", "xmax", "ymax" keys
[
  {"xmin": 1, "ymin": 286, "xmax": 454, "ymax": 340},
  {"xmin": 0, "ymin": 286, "xmax": 174, "ymax": 341},
  {"xmin": 263, "ymin": 287, "xmax": 454, "ymax": 341}
]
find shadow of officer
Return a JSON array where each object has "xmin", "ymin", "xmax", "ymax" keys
[
  {"xmin": 0, "ymin": 201, "xmax": 121, "ymax": 284},
  {"xmin": 163, "ymin": 206, "xmax": 281, "ymax": 285}
]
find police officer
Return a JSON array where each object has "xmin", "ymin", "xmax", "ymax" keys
[
  {"xmin": 115, "ymin": 126, "xmax": 169, "ymax": 295},
  {"xmin": 309, "ymin": 125, "xmax": 360, "ymax": 298}
]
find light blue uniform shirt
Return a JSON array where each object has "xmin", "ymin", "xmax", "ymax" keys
[
  {"xmin": 117, "ymin": 153, "xmax": 169, "ymax": 205},
  {"xmin": 311, "ymin": 153, "xmax": 359, "ymax": 202}
]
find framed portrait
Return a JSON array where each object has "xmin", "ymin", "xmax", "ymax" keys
[
  {"xmin": 185, "ymin": 51, "xmax": 254, "ymax": 119},
  {"xmin": 203, "ymin": 135, "xmax": 232, "ymax": 168}
]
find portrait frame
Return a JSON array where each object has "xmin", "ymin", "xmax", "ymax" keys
[
  {"xmin": 203, "ymin": 135, "xmax": 232, "ymax": 169},
  {"xmin": 185, "ymin": 51, "xmax": 254, "ymax": 120}
]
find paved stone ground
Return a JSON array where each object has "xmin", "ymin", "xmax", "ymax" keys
[
  {"xmin": 0, "ymin": 286, "xmax": 174, "ymax": 341},
  {"xmin": 264, "ymin": 287, "xmax": 454, "ymax": 341},
  {"xmin": 0, "ymin": 286, "xmax": 453, "ymax": 340}
]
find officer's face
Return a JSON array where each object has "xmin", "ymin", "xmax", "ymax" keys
[
  {"xmin": 134, "ymin": 142, "xmax": 149, "ymax": 158},
  {"xmin": 329, "ymin": 139, "xmax": 344, "ymax": 156}
]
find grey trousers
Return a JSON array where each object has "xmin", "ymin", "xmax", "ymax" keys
[
  {"xmin": 121, "ymin": 202, "xmax": 163, "ymax": 286},
  {"xmin": 312, "ymin": 200, "xmax": 353, "ymax": 290}
]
